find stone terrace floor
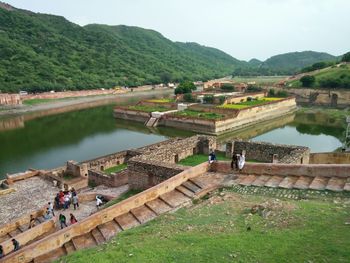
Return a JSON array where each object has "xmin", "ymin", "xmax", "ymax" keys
[
  {"xmin": 0, "ymin": 176, "xmax": 58, "ymax": 225},
  {"xmin": 0, "ymin": 177, "xmax": 129, "ymax": 226}
]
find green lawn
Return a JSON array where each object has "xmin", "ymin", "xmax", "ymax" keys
[
  {"xmin": 128, "ymin": 105, "xmax": 170, "ymax": 112},
  {"xmin": 178, "ymin": 153, "xmax": 230, "ymax": 166},
  {"xmin": 23, "ymin": 98, "xmax": 61, "ymax": 105},
  {"xmin": 104, "ymin": 164, "xmax": 127, "ymax": 175},
  {"xmin": 218, "ymin": 98, "xmax": 282, "ymax": 110},
  {"xmin": 60, "ymin": 189, "xmax": 350, "ymax": 263},
  {"xmin": 172, "ymin": 109, "xmax": 225, "ymax": 120}
]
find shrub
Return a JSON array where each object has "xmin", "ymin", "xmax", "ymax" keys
[
  {"xmin": 246, "ymin": 85, "xmax": 263, "ymax": 93},
  {"xmin": 218, "ymin": 96, "xmax": 226, "ymax": 105},
  {"xmin": 276, "ymin": 90, "xmax": 288, "ymax": 97},
  {"xmin": 220, "ymin": 84, "xmax": 235, "ymax": 91},
  {"xmin": 300, "ymin": 75, "xmax": 316, "ymax": 87},
  {"xmin": 203, "ymin": 95, "xmax": 214, "ymax": 104},
  {"xmin": 342, "ymin": 52, "xmax": 350, "ymax": 62},
  {"xmin": 268, "ymin": 89, "xmax": 276, "ymax": 97},
  {"xmin": 183, "ymin": 93, "xmax": 195, "ymax": 102}
]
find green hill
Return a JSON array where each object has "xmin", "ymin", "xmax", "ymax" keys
[
  {"xmin": 287, "ymin": 63, "xmax": 350, "ymax": 89},
  {"xmin": 234, "ymin": 51, "xmax": 339, "ymax": 76},
  {"xmin": 0, "ymin": 5, "xmax": 242, "ymax": 93},
  {"xmin": 262, "ymin": 51, "xmax": 337, "ymax": 73}
]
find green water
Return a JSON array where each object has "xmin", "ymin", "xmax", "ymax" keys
[{"xmin": 0, "ymin": 106, "xmax": 345, "ymax": 179}]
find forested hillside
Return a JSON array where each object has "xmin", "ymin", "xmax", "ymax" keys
[
  {"xmin": 235, "ymin": 51, "xmax": 338, "ymax": 76},
  {"xmin": 0, "ymin": 5, "xmax": 242, "ymax": 93}
]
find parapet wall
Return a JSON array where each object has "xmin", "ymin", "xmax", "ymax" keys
[
  {"xmin": 309, "ymin": 152, "xmax": 350, "ymax": 164},
  {"xmin": 88, "ymin": 169, "xmax": 128, "ymax": 188},
  {"xmin": 226, "ymin": 140, "xmax": 310, "ymax": 164},
  {"xmin": 212, "ymin": 162, "xmax": 350, "ymax": 178}
]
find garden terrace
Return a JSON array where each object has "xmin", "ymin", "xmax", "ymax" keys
[
  {"xmin": 171, "ymin": 109, "xmax": 225, "ymax": 120},
  {"xmin": 218, "ymin": 97, "xmax": 284, "ymax": 110}
]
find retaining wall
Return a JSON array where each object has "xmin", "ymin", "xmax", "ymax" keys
[{"xmin": 0, "ymin": 94, "xmax": 21, "ymax": 105}]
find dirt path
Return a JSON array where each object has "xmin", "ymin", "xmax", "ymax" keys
[{"xmin": 0, "ymin": 89, "xmax": 173, "ymax": 118}]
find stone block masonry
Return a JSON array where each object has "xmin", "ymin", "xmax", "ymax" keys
[
  {"xmin": 0, "ymin": 94, "xmax": 21, "ymax": 105},
  {"xmin": 226, "ymin": 140, "xmax": 310, "ymax": 164},
  {"xmin": 128, "ymin": 135, "xmax": 216, "ymax": 189},
  {"xmin": 88, "ymin": 169, "xmax": 128, "ymax": 188}
]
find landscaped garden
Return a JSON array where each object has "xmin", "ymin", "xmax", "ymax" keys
[
  {"xmin": 172, "ymin": 109, "xmax": 225, "ymax": 120},
  {"xmin": 127, "ymin": 105, "xmax": 171, "ymax": 112},
  {"xmin": 178, "ymin": 153, "xmax": 230, "ymax": 166},
  {"xmin": 218, "ymin": 97, "xmax": 283, "ymax": 110},
  {"xmin": 104, "ymin": 163, "xmax": 127, "ymax": 175},
  {"xmin": 146, "ymin": 98, "xmax": 175, "ymax": 103}
]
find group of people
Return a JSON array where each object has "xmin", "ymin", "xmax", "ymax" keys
[
  {"xmin": 0, "ymin": 239, "xmax": 20, "ymax": 258},
  {"xmin": 54, "ymin": 188, "xmax": 79, "ymax": 211},
  {"xmin": 208, "ymin": 149, "xmax": 245, "ymax": 171}
]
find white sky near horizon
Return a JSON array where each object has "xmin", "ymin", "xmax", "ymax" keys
[{"xmin": 4, "ymin": 0, "xmax": 350, "ymax": 61}]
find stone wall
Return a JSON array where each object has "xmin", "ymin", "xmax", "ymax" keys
[
  {"xmin": 309, "ymin": 152, "xmax": 350, "ymax": 164},
  {"xmin": 88, "ymin": 169, "xmax": 128, "ymax": 187},
  {"xmin": 22, "ymin": 89, "xmax": 124, "ymax": 100},
  {"xmin": 128, "ymin": 135, "xmax": 216, "ymax": 189},
  {"xmin": 224, "ymin": 92, "xmax": 266, "ymax": 104},
  {"xmin": 226, "ymin": 140, "xmax": 310, "ymax": 164},
  {"xmin": 0, "ymin": 94, "xmax": 21, "ymax": 105}
]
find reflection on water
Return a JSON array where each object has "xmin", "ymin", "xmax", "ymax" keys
[{"xmin": 0, "ymin": 103, "xmax": 345, "ymax": 179}]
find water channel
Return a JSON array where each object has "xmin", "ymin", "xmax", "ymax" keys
[{"xmin": 0, "ymin": 101, "xmax": 345, "ymax": 179}]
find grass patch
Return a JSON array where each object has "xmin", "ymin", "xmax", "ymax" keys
[
  {"xmin": 103, "ymin": 189, "xmax": 142, "ymax": 208},
  {"xmin": 60, "ymin": 190, "xmax": 350, "ymax": 263},
  {"xmin": 104, "ymin": 164, "xmax": 127, "ymax": 175},
  {"xmin": 178, "ymin": 153, "xmax": 230, "ymax": 166},
  {"xmin": 146, "ymin": 98, "xmax": 175, "ymax": 103},
  {"xmin": 128, "ymin": 105, "xmax": 170, "ymax": 112},
  {"xmin": 218, "ymin": 98, "xmax": 283, "ymax": 110},
  {"xmin": 23, "ymin": 98, "xmax": 60, "ymax": 105},
  {"xmin": 172, "ymin": 109, "xmax": 225, "ymax": 120}
]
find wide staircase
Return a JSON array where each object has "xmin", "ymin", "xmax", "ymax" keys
[
  {"xmin": 235, "ymin": 173, "xmax": 350, "ymax": 191},
  {"xmin": 2, "ymin": 169, "xmax": 230, "ymax": 263}
]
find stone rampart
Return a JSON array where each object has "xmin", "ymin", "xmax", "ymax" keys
[
  {"xmin": 226, "ymin": 140, "xmax": 310, "ymax": 164},
  {"xmin": 224, "ymin": 92, "xmax": 266, "ymax": 104}
]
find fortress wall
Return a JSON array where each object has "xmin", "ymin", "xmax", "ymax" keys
[
  {"xmin": 113, "ymin": 108, "xmax": 150, "ymax": 123},
  {"xmin": 225, "ymin": 92, "xmax": 266, "ymax": 104}
]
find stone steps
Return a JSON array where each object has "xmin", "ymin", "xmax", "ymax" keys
[
  {"xmin": 237, "ymin": 174, "xmax": 349, "ymax": 192},
  {"xmin": 7, "ymin": 173, "xmax": 228, "ymax": 263}
]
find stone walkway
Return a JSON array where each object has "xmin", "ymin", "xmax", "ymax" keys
[{"xmin": 0, "ymin": 177, "xmax": 58, "ymax": 225}]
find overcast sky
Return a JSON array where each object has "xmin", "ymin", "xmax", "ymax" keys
[{"xmin": 5, "ymin": 0, "xmax": 350, "ymax": 61}]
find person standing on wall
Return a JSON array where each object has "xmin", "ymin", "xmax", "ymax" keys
[
  {"xmin": 238, "ymin": 152, "xmax": 246, "ymax": 172},
  {"xmin": 208, "ymin": 149, "xmax": 217, "ymax": 164}
]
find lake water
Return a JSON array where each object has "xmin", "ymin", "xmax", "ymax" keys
[{"xmin": 0, "ymin": 104, "xmax": 345, "ymax": 179}]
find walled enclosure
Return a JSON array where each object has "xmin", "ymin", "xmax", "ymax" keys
[
  {"xmin": 225, "ymin": 140, "xmax": 310, "ymax": 164},
  {"xmin": 114, "ymin": 97, "xmax": 297, "ymax": 135},
  {"xmin": 128, "ymin": 135, "xmax": 216, "ymax": 190}
]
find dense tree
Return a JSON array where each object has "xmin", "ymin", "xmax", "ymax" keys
[
  {"xmin": 0, "ymin": 7, "xmax": 241, "ymax": 93},
  {"xmin": 300, "ymin": 75, "xmax": 316, "ymax": 87},
  {"xmin": 342, "ymin": 52, "xmax": 350, "ymax": 62}
]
